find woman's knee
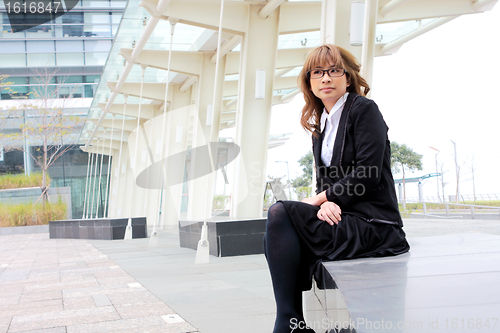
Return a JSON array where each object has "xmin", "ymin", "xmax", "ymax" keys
[{"xmin": 267, "ymin": 202, "xmax": 289, "ymax": 231}]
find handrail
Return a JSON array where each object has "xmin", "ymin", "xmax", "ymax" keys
[{"xmin": 404, "ymin": 201, "xmax": 500, "ymax": 219}]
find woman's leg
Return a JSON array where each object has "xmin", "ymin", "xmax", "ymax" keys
[{"xmin": 264, "ymin": 202, "xmax": 312, "ymax": 333}]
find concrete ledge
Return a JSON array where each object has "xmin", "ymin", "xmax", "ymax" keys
[
  {"xmin": 179, "ymin": 217, "xmax": 266, "ymax": 257},
  {"xmin": 49, "ymin": 217, "xmax": 147, "ymax": 240},
  {"xmin": 0, "ymin": 225, "xmax": 49, "ymax": 236}
]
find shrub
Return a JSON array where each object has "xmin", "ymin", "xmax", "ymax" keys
[{"xmin": 213, "ymin": 195, "xmax": 229, "ymax": 211}]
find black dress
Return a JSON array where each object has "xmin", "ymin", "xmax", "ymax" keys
[{"xmin": 281, "ymin": 93, "xmax": 410, "ymax": 291}]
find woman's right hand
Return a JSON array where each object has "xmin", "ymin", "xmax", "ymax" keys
[{"xmin": 317, "ymin": 201, "xmax": 342, "ymax": 226}]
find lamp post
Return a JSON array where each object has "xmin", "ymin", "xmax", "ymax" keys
[
  {"xmin": 450, "ymin": 140, "xmax": 459, "ymax": 203},
  {"xmin": 429, "ymin": 146, "xmax": 440, "ymax": 202},
  {"xmin": 276, "ymin": 160, "xmax": 291, "ymax": 199}
]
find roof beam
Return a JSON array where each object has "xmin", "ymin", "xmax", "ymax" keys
[
  {"xmin": 279, "ymin": 2, "xmax": 321, "ymax": 34},
  {"xmin": 107, "ymin": 82, "xmax": 170, "ymax": 102},
  {"xmin": 225, "ymin": 47, "xmax": 313, "ymax": 75},
  {"xmin": 377, "ymin": 0, "xmax": 497, "ymax": 23},
  {"xmin": 378, "ymin": 0, "xmax": 408, "ymax": 18},
  {"xmin": 91, "ymin": 138, "xmax": 125, "ymax": 150},
  {"xmin": 98, "ymin": 103, "xmax": 156, "ymax": 120},
  {"xmin": 94, "ymin": 130, "xmax": 130, "ymax": 143},
  {"xmin": 377, "ymin": 16, "xmax": 458, "ymax": 55},
  {"xmin": 210, "ymin": 35, "xmax": 241, "ymax": 64},
  {"xmin": 120, "ymin": 49, "xmax": 204, "ymax": 76},
  {"xmin": 93, "ymin": 119, "xmax": 142, "ymax": 132},
  {"xmin": 148, "ymin": 0, "xmax": 249, "ymax": 35},
  {"xmin": 259, "ymin": 0, "xmax": 285, "ymax": 19}
]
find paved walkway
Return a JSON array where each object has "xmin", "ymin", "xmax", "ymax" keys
[
  {"xmin": 1, "ymin": 217, "xmax": 500, "ymax": 333},
  {"xmin": 0, "ymin": 234, "xmax": 198, "ymax": 333}
]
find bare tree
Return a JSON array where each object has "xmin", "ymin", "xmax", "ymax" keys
[
  {"xmin": 0, "ymin": 75, "xmax": 22, "ymax": 155},
  {"xmin": 17, "ymin": 68, "xmax": 83, "ymax": 203}
]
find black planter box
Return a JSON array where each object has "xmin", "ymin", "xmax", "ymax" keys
[
  {"xmin": 178, "ymin": 218, "xmax": 266, "ymax": 257},
  {"xmin": 49, "ymin": 217, "xmax": 147, "ymax": 240}
]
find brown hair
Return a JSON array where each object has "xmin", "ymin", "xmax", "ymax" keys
[{"xmin": 298, "ymin": 44, "xmax": 370, "ymax": 135}]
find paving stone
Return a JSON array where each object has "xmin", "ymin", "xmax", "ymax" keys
[
  {"xmin": 62, "ymin": 296, "xmax": 96, "ymax": 310},
  {"xmin": 91, "ymin": 294, "xmax": 112, "ymax": 307},
  {"xmin": 0, "ymin": 316, "xmax": 13, "ymax": 333},
  {"xmin": 114, "ymin": 301, "xmax": 175, "ymax": 319},
  {"xmin": 19, "ymin": 290, "xmax": 62, "ymax": 303},
  {"xmin": 66, "ymin": 316, "xmax": 198, "ymax": 333},
  {"xmin": 9, "ymin": 327, "xmax": 67, "ymax": 333},
  {"xmin": 0, "ymin": 299, "xmax": 63, "ymax": 317},
  {"xmin": 9, "ymin": 306, "xmax": 120, "ymax": 332}
]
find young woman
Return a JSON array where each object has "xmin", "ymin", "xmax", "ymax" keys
[{"xmin": 264, "ymin": 44, "xmax": 410, "ymax": 333}]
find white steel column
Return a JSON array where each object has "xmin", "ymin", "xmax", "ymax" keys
[
  {"xmin": 160, "ymin": 86, "xmax": 192, "ymax": 229},
  {"xmin": 320, "ymin": 0, "xmax": 362, "ymax": 60},
  {"xmin": 231, "ymin": 4, "xmax": 280, "ymax": 218},
  {"xmin": 187, "ymin": 53, "xmax": 225, "ymax": 220},
  {"xmin": 361, "ymin": 0, "xmax": 379, "ymax": 91}
]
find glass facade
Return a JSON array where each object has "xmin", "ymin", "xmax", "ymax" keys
[
  {"xmin": 0, "ymin": 0, "xmax": 123, "ymax": 218},
  {"xmin": 0, "ymin": 146, "xmax": 110, "ymax": 219},
  {"xmin": 0, "ymin": 0, "xmax": 125, "ymax": 99}
]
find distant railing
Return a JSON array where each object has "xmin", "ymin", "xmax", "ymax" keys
[
  {"xmin": 406, "ymin": 201, "xmax": 500, "ymax": 220},
  {"xmin": 405, "ymin": 193, "xmax": 500, "ymax": 203}
]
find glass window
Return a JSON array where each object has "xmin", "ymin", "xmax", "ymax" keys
[
  {"xmin": 8, "ymin": 85, "xmax": 29, "ymax": 99},
  {"xmin": 7, "ymin": 77, "xmax": 29, "ymax": 85},
  {"xmin": 110, "ymin": 1, "xmax": 126, "ymax": 8},
  {"xmin": 85, "ymin": 52, "xmax": 107, "ymax": 66},
  {"xmin": 84, "ymin": 40, "xmax": 111, "ymax": 52},
  {"xmin": 0, "ymin": 41, "xmax": 25, "ymax": 53},
  {"xmin": 84, "ymin": 13, "xmax": 110, "ymax": 24},
  {"xmin": 62, "ymin": 24, "xmax": 84, "ymax": 37},
  {"xmin": 84, "ymin": 24, "xmax": 111, "ymax": 37},
  {"xmin": 84, "ymin": 85, "xmax": 95, "ymax": 98},
  {"xmin": 29, "ymin": 76, "xmax": 56, "ymax": 85},
  {"xmin": 27, "ymin": 53, "xmax": 55, "ymax": 66},
  {"xmin": 84, "ymin": 75, "xmax": 100, "ymax": 83},
  {"xmin": 56, "ymin": 53, "xmax": 85, "ymax": 66},
  {"xmin": 55, "ymin": 40, "xmax": 84, "ymax": 52},
  {"xmin": 82, "ymin": 0, "xmax": 110, "ymax": 7},
  {"xmin": 62, "ymin": 12, "xmax": 83, "ymax": 37},
  {"xmin": 111, "ymin": 13, "xmax": 122, "ymax": 24},
  {"xmin": 29, "ymin": 85, "xmax": 56, "ymax": 99},
  {"xmin": 0, "ymin": 54, "xmax": 26, "ymax": 67},
  {"xmin": 60, "ymin": 76, "xmax": 83, "ymax": 84},
  {"xmin": 26, "ymin": 40, "xmax": 55, "ymax": 52}
]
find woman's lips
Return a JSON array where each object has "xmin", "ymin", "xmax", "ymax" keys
[{"xmin": 320, "ymin": 87, "xmax": 334, "ymax": 91}]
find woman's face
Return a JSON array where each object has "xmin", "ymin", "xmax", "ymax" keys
[{"xmin": 309, "ymin": 61, "xmax": 348, "ymax": 112}]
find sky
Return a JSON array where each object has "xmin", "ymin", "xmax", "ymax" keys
[{"xmin": 264, "ymin": 4, "xmax": 500, "ymax": 202}]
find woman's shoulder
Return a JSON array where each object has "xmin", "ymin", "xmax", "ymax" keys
[
  {"xmin": 349, "ymin": 95, "xmax": 385, "ymax": 124},
  {"xmin": 349, "ymin": 93, "xmax": 378, "ymax": 110}
]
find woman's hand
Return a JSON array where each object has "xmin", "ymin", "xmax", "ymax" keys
[
  {"xmin": 301, "ymin": 191, "xmax": 327, "ymax": 206},
  {"xmin": 317, "ymin": 201, "xmax": 342, "ymax": 226}
]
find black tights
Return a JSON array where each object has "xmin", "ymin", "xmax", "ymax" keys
[{"xmin": 264, "ymin": 202, "xmax": 314, "ymax": 333}]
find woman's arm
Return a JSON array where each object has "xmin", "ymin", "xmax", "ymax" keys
[{"xmin": 324, "ymin": 98, "xmax": 387, "ymax": 207}]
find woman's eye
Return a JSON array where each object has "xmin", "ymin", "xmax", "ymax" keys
[
  {"xmin": 330, "ymin": 68, "xmax": 340, "ymax": 73},
  {"xmin": 312, "ymin": 70, "xmax": 322, "ymax": 75}
]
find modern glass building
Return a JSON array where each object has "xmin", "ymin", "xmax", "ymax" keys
[
  {"xmin": 0, "ymin": 0, "xmax": 125, "ymax": 218},
  {"xmin": 0, "ymin": 0, "xmax": 125, "ymax": 100}
]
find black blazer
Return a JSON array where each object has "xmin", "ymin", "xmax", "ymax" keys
[{"xmin": 313, "ymin": 93, "xmax": 403, "ymax": 227}]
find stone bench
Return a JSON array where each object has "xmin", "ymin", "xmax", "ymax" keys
[
  {"xmin": 304, "ymin": 233, "xmax": 500, "ymax": 333},
  {"xmin": 49, "ymin": 217, "xmax": 147, "ymax": 240},
  {"xmin": 178, "ymin": 217, "xmax": 266, "ymax": 257}
]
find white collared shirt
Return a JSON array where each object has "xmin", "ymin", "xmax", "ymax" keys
[{"xmin": 320, "ymin": 92, "xmax": 349, "ymax": 167}]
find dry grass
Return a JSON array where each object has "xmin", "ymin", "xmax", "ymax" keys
[
  {"xmin": 0, "ymin": 199, "xmax": 66, "ymax": 227},
  {"xmin": 0, "ymin": 172, "xmax": 49, "ymax": 189}
]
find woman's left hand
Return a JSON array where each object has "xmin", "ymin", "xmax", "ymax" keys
[{"xmin": 301, "ymin": 191, "xmax": 327, "ymax": 206}]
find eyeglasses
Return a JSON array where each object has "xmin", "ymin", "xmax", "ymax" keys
[{"xmin": 307, "ymin": 68, "xmax": 346, "ymax": 79}]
